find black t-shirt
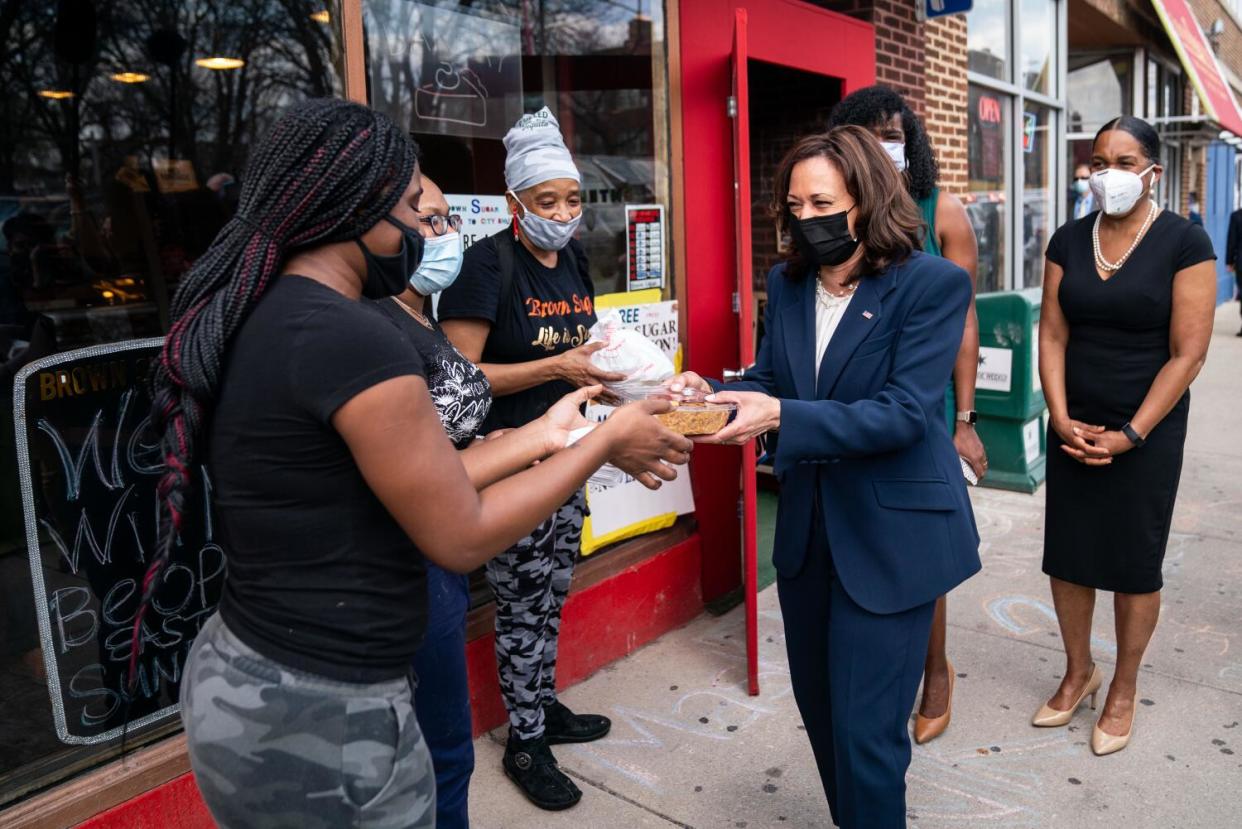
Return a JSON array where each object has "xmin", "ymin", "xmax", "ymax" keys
[
  {"xmin": 209, "ymin": 276, "xmax": 428, "ymax": 683},
  {"xmin": 374, "ymin": 298, "xmax": 492, "ymax": 448},
  {"xmin": 437, "ymin": 234, "xmax": 596, "ymax": 431}
]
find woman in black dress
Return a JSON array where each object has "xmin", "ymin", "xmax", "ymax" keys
[{"xmin": 1036, "ymin": 116, "xmax": 1216, "ymax": 756}]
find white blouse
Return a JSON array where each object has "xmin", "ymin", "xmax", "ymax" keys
[{"xmin": 814, "ymin": 284, "xmax": 856, "ymax": 390}]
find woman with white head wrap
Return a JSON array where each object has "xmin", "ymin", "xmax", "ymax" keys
[{"xmin": 439, "ymin": 108, "xmax": 623, "ymax": 812}]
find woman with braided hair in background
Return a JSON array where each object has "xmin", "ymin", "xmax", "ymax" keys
[{"xmin": 133, "ymin": 99, "xmax": 692, "ymax": 829}]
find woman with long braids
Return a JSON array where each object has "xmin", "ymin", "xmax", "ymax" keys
[{"xmin": 135, "ymin": 99, "xmax": 691, "ymax": 829}]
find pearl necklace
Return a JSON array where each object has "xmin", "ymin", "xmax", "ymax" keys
[
  {"xmin": 816, "ymin": 279, "xmax": 856, "ymax": 307},
  {"xmin": 1092, "ymin": 200, "xmax": 1159, "ymax": 273}
]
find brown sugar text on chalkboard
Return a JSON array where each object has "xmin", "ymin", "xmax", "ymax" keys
[{"xmin": 38, "ymin": 356, "xmax": 155, "ymax": 401}]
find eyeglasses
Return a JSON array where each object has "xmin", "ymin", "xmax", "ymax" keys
[{"xmin": 417, "ymin": 214, "xmax": 463, "ymax": 236}]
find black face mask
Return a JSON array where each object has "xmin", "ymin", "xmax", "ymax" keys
[
  {"xmin": 790, "ymin": 207, "xmax": 859, "ymax": 268},
  {"xmin": 356, "ymin": 215, "xmax": 426, "ymax": 299}
]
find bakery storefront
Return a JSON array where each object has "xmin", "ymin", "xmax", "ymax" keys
[{"xmin": 0, "ymin": 1, "xmax": 875, "ymax": 824}]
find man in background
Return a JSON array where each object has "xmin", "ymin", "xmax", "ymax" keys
[
  {"xmin": 1226, "ymin": 203, "xmax": 1242, "ymax": 335},
  {"xmin": 1071, "ymin": 163, "xmax": 1095, "ymax": 219}
]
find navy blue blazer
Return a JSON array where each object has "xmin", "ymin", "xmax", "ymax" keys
[{"xmin": 713, "ymin": 252, "xmax": 981, "ymax": 615}]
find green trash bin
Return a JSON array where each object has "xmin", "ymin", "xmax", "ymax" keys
[{"xmin": 972, "ymin": 288, "xmax": 1047, "ymax": 493}]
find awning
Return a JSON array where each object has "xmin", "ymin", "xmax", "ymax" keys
[{"xmin": 1149, "ymin": 0, "xmax": 1242, "ymax": 136}]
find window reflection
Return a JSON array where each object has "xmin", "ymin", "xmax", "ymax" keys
[
  {"xmin": 1, "ymin": 0, "xmax": 344, "ymax": 351},
  {"xmin": 968, "ymin": 0, "xmax": 1010, "ymax": 81},
  {"xmin": 364, "ymin": 0, "xmax": 669, "ymax": 296},
  {"xmin": 1020, "ymin": 0, "xmax": 1056, "ymax": 95},
  {"xmin": 967, "ymin": 85, "xmax": 1010, "ymax": 294},
  {"xmin": 0, "ymin": 0, "xmax": 344, "ymax": 807},
  {"xmin": 1068, "ymin": 55, "xmax": 1132, "ymax": 136},
  {"xmin": 1023, "ymin": 104, "xmax": 1054, "ymax": 288}
]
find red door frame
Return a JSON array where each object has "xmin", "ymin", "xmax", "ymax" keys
[{"xmin": 678, "ymin": 1, "xmax": 876, "ymax": 604}]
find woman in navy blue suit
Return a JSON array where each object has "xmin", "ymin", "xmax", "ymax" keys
[{"xmin": 670, "ymin": 127, "xmax": 981, "ymax": 828}]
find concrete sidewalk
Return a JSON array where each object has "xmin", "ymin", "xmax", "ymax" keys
[{"xmin": 468, "ymin": 303, "xmax": 1242, "ymax": 829}]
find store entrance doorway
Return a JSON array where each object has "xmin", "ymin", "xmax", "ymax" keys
[
  {"xmin": 730, "ymin": 8, "xmax": 849, "ymax": 694},
  {"xmin": 745, "ymin": 61, "xmax": 841, "ymax": 366}
]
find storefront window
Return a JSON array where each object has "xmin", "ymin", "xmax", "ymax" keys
[
  {"xmin": 967, "ymin": 85, "xmax": 1010, "ymax": 294},
  {"xmin": 1022, "ymin": 104, "xmax": 1055, "ymax": 287},
  {"xmin": 0, "ymin": 0, "xmax": 344, "ymax": 808},
  {"xmin": 968, "ymin": 0, "xmax": 1011, "ymax": 81},
  {"xmin": 364, "ymin": 0, "xmax": 671, "ymax": 298},
  {"xmin": 1068, "ymin": 55, "xmax": 1131, "ymax": 136},
  {"xmin": 969, "ymin": 0, "xmax": 1065, "ymax": 291},
  {"xmin": 1021, "ymin": 0, "xmax": 1056, "ymax": 95}
]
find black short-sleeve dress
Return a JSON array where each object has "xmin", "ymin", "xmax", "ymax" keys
[{"xmin": 1042, "ymin": 210, "xmax": 1215, "ymax": 593}]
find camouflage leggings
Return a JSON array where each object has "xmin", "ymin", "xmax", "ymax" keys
[
  {"xmin": 180, "ymin": 613, "xmax": 436, "ymax": 829},
  {"xmin": 486, "ymin": 489, "xmax": 586, "ymax": 741}
]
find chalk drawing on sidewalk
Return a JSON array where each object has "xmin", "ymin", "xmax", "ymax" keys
[
  {"xmin": 564, "ymin": 608, "xmax": 796, "ymax": 794},
  {"xmin": 908, "ymin": 734, "xmax": 1075, "ymax": 826},
  {"xmin": 1219, "ymin": 663, "xmax": 1242, "ymax": 683},
  {"xmin": 1163, "ymin": 614, "xmax": 1232, "ymax": 658},
  {"xmin": 985, "ymin": 595, "xmax": 1117, "ymax": 656}
]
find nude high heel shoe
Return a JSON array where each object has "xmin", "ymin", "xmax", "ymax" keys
[
  {"xmin": 914, "ymin": 660, "xmax": 955, "ymax": 745},
  {"xmin": 1032, "ymin": 664, "xmax": 1102, "ymax": 727},
  {"xmin": 1092, "ymin": 701, "xmax": 1135, "ymax": 756}
]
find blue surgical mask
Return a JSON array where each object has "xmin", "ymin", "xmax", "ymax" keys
[
  {"xmin": 508, "ymin": 190, "xmax": 581, "ymax": 251},
  {"xmin": 1073, "ymin": 179, "xmax": 1091, "ymax": 196},
  {"xmin": 409, "ymin": 231, "xmax": 463, "ymax": 295}
]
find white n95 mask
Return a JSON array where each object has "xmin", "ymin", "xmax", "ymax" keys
[
  {"xmin": 880, "ymin": 141, "xmax": 907, "ymax": 173},
  {"xmin": 1088, "ymin": 166, "xmax": 1155, "ymax": 217}
]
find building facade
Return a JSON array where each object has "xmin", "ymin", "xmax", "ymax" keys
[{"xmin": 2, "ymin": 1, "xmax": 1241, "ymax": 826}]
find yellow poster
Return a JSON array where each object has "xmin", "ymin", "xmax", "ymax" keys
[{"xmin": 580, "ymin": 290, "xmax": 693, "ymax": 555}]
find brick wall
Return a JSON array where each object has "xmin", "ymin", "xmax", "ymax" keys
[
  {"xmin": 925, "ymin": 15, "xmax": 970, "ymax": 196},
  {"xmin": 817, "ymin": 0, "xmax": 927, "ymax": 115},
  {"xmin": 817, "ymin": 1, "xmax": 969, "ymax": 195}
]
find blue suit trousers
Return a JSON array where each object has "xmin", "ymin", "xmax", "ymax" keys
[
  {"xmin": 412, "ymin": 563, "xmax": 475, "ymax": 829},
  {"xmin": 778, "ymin": 512, "xmax": 935, "ymax": 828}
]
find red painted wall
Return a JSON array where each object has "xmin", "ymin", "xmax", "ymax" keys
[
  {"xmin": 678, "ymin": 0, "xmax": 875, "ymax": 602},
  {"xmin": 466, "ymin": 534, "xmax": 703, "ymax": 735},
  {"xmin": 76, "ymin": 773, "xmax": 213, "ymax": 829}
]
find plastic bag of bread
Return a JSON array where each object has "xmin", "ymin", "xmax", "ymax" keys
[{"xmin": 588, "ymin": 310, "xmax": 675, "ymax": 387}]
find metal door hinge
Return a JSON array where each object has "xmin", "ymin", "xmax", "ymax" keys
[
  {"xmin": 732, "ymin": 292, "xmax": 740, "ymax": 313},
  {"xmin": 727, "ymin": 96, "xmax": 738, "ymax": 118}
]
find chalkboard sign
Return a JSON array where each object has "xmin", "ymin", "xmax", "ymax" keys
[{"xmin": 14, "ymin": 339, "xmax": 224, "ymax": 744}]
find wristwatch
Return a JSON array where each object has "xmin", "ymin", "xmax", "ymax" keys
[
  {"xmin": 1121, "ymin": 422, "xmax": 1146, "ymax": 448},
  {"xmin": 955, "ymin": 410, "xmax": 978, "ymax": 425}
]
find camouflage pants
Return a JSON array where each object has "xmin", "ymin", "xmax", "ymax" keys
[
  {"xmin": 180, "ymin": 613, "xmax": 436, "ymax": 829},
  {"xmin": 486, "ymin": 490, "xmax": 586, "ymax": 741}
]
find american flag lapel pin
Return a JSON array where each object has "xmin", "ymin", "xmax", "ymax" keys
[{"xmin": 862, "ymin": 310, "xmax": 874, "ymax": 320}]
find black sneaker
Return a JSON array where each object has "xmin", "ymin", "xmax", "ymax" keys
[
  {"xmin": 502, "ymin": 732, "xmax": 582, "ymax": 811},
  {"xmin": 543, "ymin": 700, "xmax": 612, "ymax": 745}
]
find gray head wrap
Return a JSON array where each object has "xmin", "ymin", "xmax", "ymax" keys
[{"xmin": 503, "ymin": 107, "xmax": 581, "ymax": 193}]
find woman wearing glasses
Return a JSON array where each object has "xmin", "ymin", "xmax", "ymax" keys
[{"xmin": 376, "ymin": 173, "xmax": 610, "ymax": 827}]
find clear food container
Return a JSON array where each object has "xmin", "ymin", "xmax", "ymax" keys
[{"xmin": 643, "ymin": 386, "xmax": 737, "ymax": 436}]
